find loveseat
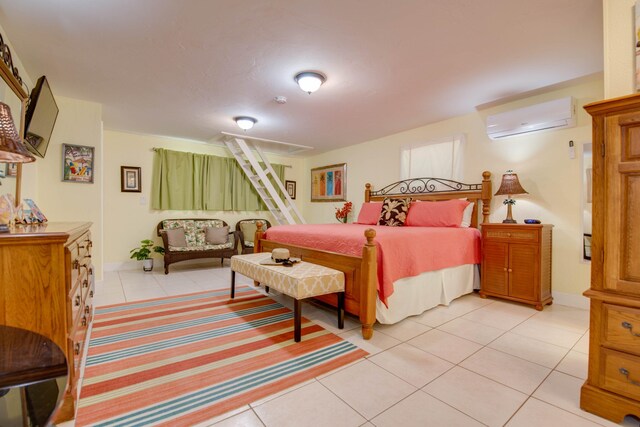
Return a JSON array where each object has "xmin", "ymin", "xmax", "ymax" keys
[{"xmin": 157, "ymin": 218, "xmax": 238, "ymax": 274}]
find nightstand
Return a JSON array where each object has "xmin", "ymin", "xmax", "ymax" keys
[{"xmin": 480, "ymin": 223, "xmax": 553, "ymax": 310}]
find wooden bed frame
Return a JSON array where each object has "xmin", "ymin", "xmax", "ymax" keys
[{"xmin": 255, "ymin": 171, "xmax": 492, "ymax": 339}]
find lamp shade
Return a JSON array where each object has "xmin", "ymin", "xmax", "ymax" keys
[
  {"xmin": 495, "ymin": 171, "xmax": 527, "ymax": 196},
  {"xmin": 0, "ymin": 102, "xmax": 35, "ymax": 163},
  {"xmin": 294, "ymin": 71, "xmax": 326, "ymax": 94},
  {"xmin": 234, "ymin": 116, "xmax": 257, "ymax": 131}
]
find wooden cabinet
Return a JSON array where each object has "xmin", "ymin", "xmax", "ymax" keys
[
  {"xmin": 480, "ymin": 223, "xmax": 553, "ymax": 310},
  {"xmin": 581, "ymin": 94, "xmax": 640, "ymax": 422},
  {"xmin": 0, "ymin": 222, "xmax": 94, "ymax": 422}
]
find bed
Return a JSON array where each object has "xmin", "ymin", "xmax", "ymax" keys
[{"xmin": 255, "ymin": 171, "xmax": 492, "ymax": 339}]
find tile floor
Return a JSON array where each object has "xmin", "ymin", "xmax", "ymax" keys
[{"xmin": 63, "ymin": 263, "xmax": 640, "ymax": 427}]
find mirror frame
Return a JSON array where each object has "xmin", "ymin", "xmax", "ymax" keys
[{"xmin": 0, "ymin": 47, "xmax": 29, "ymax": 206}]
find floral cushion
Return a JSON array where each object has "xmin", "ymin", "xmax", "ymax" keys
[
  {"xmin": 378, "ymin": 197, "xmax": 412, "ymax": 226},
  {"xmin": 163, "ymin": 219, "xmax": 226, "ymax": 247},
  {"xmin": 163, "ymin": 220, "xmax": 197, "ymax": 246},
  {"xmin": 168, "ymin": 241, "xmax": 234, "ymax": 252}
]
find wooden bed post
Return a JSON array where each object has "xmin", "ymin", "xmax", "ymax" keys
[
  {"xmin": 364, "ymin": 183, "xmax": 372, "ymax": 203},
  {"xmin": 481, "ymin": 171, "xmax": 492, "ymax": 224},
  {"xmin": 255, "ymin": 221, "xmax": 266, "ymax": 253},
  {"xmin": 360, "ymin": 228, "xmax": 377, "ymax": 340}
]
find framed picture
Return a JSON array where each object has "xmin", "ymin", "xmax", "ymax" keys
[
  {"xmin": 285, "ymin": 180, "xmax": 296, "ymax": 199},
  {"xmin": 62, "ymin": 143, "xmax": 95, "ymax": 183},
  {"xmin": 7, "ymin": 163, "xmax": 17, "ymax": 177},
  {"xmin": 121, "ymin": 166, "xmax": 142, "ymax": 192},
  {"xmin": 583, "ymin": 233, "xmax": 592, "ymax": 261},
  {"xmin": 311, "ymin": 163, "xmax": 346, "ymax": 202}
]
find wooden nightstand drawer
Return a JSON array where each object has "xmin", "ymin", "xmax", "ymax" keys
[
  {"xmin": 484, "ymin": 229, "xmax": 538, "ymax": 242},
  {"xmin": 603, "ymin": 304, "xmax": 640, "ymax": 356},
  {"xmin": 601, "ymin": 348, "xmax": 640, "ymax": 402}
]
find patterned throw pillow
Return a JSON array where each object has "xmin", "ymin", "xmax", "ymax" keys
[{"xmin": 378, "ymin": 197, "xmax": 412, "ymax": 226}]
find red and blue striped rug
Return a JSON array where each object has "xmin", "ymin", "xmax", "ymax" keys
[{"xmin": 76, "ymin": 286, "xmax": 367, "ymax": 426}]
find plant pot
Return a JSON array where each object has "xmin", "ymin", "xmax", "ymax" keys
[{"xmin": 142, "ymin": 259, "xmax": 153, "ymax": 272}]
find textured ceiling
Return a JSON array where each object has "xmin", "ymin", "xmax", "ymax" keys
[{"xmin": 0, "ymin": 0, "xmax": 603, "ymax": 154}]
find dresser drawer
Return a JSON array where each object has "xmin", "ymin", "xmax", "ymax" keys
[
  {"xmin": 69, "ymin": 281, "xmax": 83, "ymax": 328},
  {"xmin": 603, "ymin": 304, "xmax": 640, "ymax": 356},
  {"xmin": 484, "ymin": 229, "xmax": 539, "ymax": 243},
  {"xmin": 601, "ymin": 348, "xmax": 640, "ymax": 401},
  {"xmin": 70, "ymin": 231, "xmax": 92, "ymax": 261}
]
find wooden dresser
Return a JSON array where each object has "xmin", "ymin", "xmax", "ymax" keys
[
  {"xmin": 0, "ymin": 222, "xmax": 94, "ymax": 422},
  {"xmin": 580, "ymin": 94, "xmax": 640, "ymax": 422},
  {"xmin": 480, "ymin": 223, "xmax": 553, "ymax": 310}
]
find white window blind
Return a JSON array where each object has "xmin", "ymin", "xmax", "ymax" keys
[{"xmin": 400, "ymin": 134, "xmax": 465, "ymax": 180}]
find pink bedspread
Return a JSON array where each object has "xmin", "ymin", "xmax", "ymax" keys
[{"xmin": 264, "ymin": 224, "xmax": 481, "ymax": 305}]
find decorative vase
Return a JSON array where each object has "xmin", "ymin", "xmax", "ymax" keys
[{"xmin": 142, "ymin": 259, "xmax": 153, "ymax": 272}]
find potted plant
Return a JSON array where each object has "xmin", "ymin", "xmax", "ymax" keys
[{"xmin": 130, "ymin": 239, "xmax": 165, "ymax": 272}]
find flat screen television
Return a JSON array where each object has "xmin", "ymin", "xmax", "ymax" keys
[{"xmin": 24, "ymin": 76, "xmax": 59, "ymax": 158}]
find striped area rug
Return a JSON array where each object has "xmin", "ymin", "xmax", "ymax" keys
[{"xmin": 76, "ymin": 286, "xmax": 367, "ymax": 427}]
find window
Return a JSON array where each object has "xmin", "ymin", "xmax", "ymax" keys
[{"xmin": 400, "ymin": 134, "xmax": 465, "ymax": 180}]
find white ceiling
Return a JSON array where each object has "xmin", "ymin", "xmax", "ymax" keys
[{"xmin": 0, "ymin": 0, "xmax": 603, "ymax": 155}]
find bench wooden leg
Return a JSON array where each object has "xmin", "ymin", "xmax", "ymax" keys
[
  {"xmin": 230, "ymin": 270, "xmax": 236, "ymax": 299},
  {"xmin": 294, "ymin": 299, "xmax": 302, "ymax": 342},
  {"xmin": 337, "ymin": 292, "xmax": 345, "ymax": 329}
]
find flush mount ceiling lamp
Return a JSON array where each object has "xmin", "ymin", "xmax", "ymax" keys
[
  {"xmin": 234, "ymin": 116, "xmax": 257, "ymax": 131},
  {"xmin": 294, "ymin": 71, "xmax": 326, "ymax": 94}
]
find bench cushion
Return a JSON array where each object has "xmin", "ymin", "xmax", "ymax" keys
[
  {"xmin": 163, "ymin": 219, "xmax": 228, "ymax": 248},
  {"xmin": 231, "ymin": 253, "xmax": 344, "ymax": 299},
  {"xmin": 169, "ymin": 242, "xmax": 234, "ymax": 252}
]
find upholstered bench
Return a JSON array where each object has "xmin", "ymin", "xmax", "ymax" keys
[{"xmin": 230, "ymin": 252, "xmax": 345, "ymax": 342}]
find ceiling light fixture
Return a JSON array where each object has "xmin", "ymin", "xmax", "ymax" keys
[
  {"xmin": 294, "ymin": 71, "xmax": 326, "ymax": 94},
  {"xmin": 234, "ymin": 116, "xmax": 257, "ymax": 131}
]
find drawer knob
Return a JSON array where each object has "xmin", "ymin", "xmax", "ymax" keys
[
  {"xmin": 507, "ymin": 233, "xmax": 511, "ymax": 237},
  {"xmin": 503, "ymin": 268, "xmax": 507, "ymax": 272},
  {"xmin": 619, "ymin": 367, "xmax": 640, "ymax": 386},
  {"xmin": 622, "ymin": 321, "xmax": 640, "ymax": 337},
  {"xmin": 508, "ymin": 268, "xmax": 513, "ymax": 273}
]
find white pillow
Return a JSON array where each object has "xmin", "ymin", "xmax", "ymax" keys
[{"xmin": 460, "ymin": 201, "xmax": 474, "ymax": 227}]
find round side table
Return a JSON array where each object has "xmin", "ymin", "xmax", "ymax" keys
[{"xmin": 0, "ymin": 325, "xmax": 68, "ymax": 427}]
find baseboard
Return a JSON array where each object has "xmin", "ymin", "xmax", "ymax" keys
[
  {"xmin": 552, "ymin": 291, "xmax": 590, "ymax": 310},
  {"xmin": 104, "ymin": 258, "xmax": 221, "ymax": 272},
  {"xmin": 104, "ymin": 261, "xmax": 142, "ymax": 271}
]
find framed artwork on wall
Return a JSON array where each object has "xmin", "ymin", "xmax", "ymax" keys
[
  {"xmin": 285, "ymin": 180, "xmax": 296, "ymax": 199},
  {"xmin": 62, "ymin": 143, "xmax": 95, "ymax": 183},
  {"xmin": 311, "ymin": 163, "xmax": 346, "ymax": 202},
  {"xmin": 121, "ymin": 166, "xmax": 142, "ymax": 192}
]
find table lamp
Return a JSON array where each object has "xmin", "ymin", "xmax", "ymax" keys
[
  {"xmin": 0, "ymin": 101, "xmax": 35, "ymax": 232},
  {"xmin": 494, "ymin": 170, "xmax": 528, "ymax": 223}
]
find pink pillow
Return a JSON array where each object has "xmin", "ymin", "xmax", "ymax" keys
[
  {"xmin": 355, "ymin": 202, "xmax": 383, "ymax": 225},
  {"xmin": 405, "ymin": 199, "xmax": 471, "ymax": 227}
]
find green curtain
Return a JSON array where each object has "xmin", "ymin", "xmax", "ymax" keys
[{"xmin": 151, "ymin": 148, "xmax": 285, "ymax": 211}]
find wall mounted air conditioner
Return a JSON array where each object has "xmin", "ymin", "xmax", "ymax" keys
[{"xmin": 486, "ymin": 97, "xmax": 575, "ymax": 140}]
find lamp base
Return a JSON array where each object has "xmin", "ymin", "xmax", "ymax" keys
[{"xmin": 502, "ymin": 219, "xmax": 517, "ymax": 224}]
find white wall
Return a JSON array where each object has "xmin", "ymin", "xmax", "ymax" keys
[
  {"xmin": 35, "ymin": 96, "xmax": 104, "ymax": 279},
  {"xmin": 603, "ymin": 0, "xmax": 636, "ymax": 97},
  {"xmin": 300, "ymin": 78, "xmax": 603, "ymax": 298},
  {"xmin": 102, "ymin": 130, "xmax": 307, "ymax": 269}
]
